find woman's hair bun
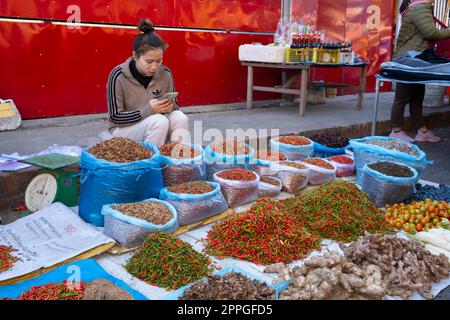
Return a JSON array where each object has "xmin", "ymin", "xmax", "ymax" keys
[{"xmin": 138, "ymin": 19, "xmax": 155, "ymax": 33}]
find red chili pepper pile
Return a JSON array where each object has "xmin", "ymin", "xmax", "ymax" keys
[
  {"xmin": 125, "ymin": 231, "xmax": 214, "ymax": 290},
  {"xmin": 216, "ymin": 169, "xmax": 257, "ymax": 182},
  {"xmin": 210, "ymin": 140, "xmax": 250, "ymax": 155},
  {"xmin": 168, "ymin": 181, "xmax": 215, "ymax": 194},
  {"xmin": 159, "ymin": 143, "xmax": 200, "ymax": 159},
  {"xmin": 277, "ymin": 136, "xmax": 311, "ymax": 146},
  {"xmin": 204, "ymin": 198, "xmax": 322, "ymax": 265},
  {"xmin": 256, "ymin": 150, "xmax": 287, "ymax": 162},
  {"xmin": 18, "ymin": 281, "xmax": 85, "ymax": 300},
  {"xmin": 0, "ymin": 245, "xmax": 18, "ymax": 273},
  {"xmin": 328, "ymin": 155, "xmax": 354, "ymax": 165},
  {"xmin": 298, "ymin": 180, "xmax": 392, "ymax": 242},
  {"xmin": 303, "ymin": 158, "xmax": 335, "ymax": 170}
]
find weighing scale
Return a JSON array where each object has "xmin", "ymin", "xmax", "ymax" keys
[{"xmin": 21, "ymin": 153, "xmax": 80, "ymax": 212}]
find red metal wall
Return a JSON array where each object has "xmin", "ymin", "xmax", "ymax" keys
[
  {"xmin": 0, "ymin": 0, "xmax": 394, "ymax": 119},
  {"xmin": 0, "ymin": 1, "xmax": 281, "ymax": 119}
]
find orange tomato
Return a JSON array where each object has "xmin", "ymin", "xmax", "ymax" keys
[{"xmin": 416, "ymin": 224, "xmax": 424, "ymax": 232}]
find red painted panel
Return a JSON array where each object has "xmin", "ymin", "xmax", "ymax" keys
[
  {"xmin": 0, "ymin": 0, "xmax": 280, "ymax": 32},
  {"xmin": 0, "ymin": 21, "xmax": 280, "ymax": 119}
]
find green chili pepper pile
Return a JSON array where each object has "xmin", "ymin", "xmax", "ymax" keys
[
  {"xmin": 298, "ymin": 180, "xmax": 392, "ymax": 242},
  {"xmin": 125, "ymin": 231, "xmax": 214, "ymax": 290},
  {"xmin": 0, "ymin": 245, "xmax": 18, "ymax": 273},
  {"xmin": 204, "ymin": 198, "xmax": 322, "ymax": 265},
  {"xmin": 18, "ymin": 281, "xmax": 85, "ymax": 300}
]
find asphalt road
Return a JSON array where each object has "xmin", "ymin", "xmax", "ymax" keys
[{"xmin": 415, "ymin": 126, "xmax": 450, "ymax": 185}]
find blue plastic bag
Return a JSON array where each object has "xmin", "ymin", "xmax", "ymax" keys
[
  {"xmin": 162, "ymin": 265, "xmax": 283, "ymax": 300},
  {"xmin": 79, "ymin": 142, "xmax": 163, "ymax": 227},
  {"xmin": 0, "ymin": 259, "xmax": 148, "ymax": 300},
  {"xmin": 361, "ymin": 162, "xmax": 419, "ymax": 207},
  {"xmin": 160, "ymin": 182, "xmax": 229, "ymax": 226},
  {"xmin": 270, "ymin": 137, "xmax": 314, "ymax": 161},
  {"xmin": 313, "ymin": 141, "xmax": 348, "ymax": 158},
  {"xmin": 349, "ymin": 136, "xmax": 429, "ymax": 184},
  {"xmin": 102, "ymin": 198, "xmax": 179, "ymax": 248},
  {"xmin": 160, "ymin": 143, "xmax": 207, "ymax": 186},
  {"xmin": 204, "ymin": 142, "xmax": 255, "ymax": 180}
]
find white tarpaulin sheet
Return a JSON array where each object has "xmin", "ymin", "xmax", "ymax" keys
[{"xmin": 0, "ymin": 202, "xmax": 114, "ymax": 282}]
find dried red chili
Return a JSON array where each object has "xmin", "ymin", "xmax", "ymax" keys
[
  {"xmin": 0, "ymin": 245, "xmax": 18, "ymax": 273},
  {"xmin": 277, "ymin": 136, "xmax": 311, "ymax": 146},
  {"xmin": 210, "ymin": 140, "xmax": 250, "ymax": 155},
  {"xmin": 168, "ymin": 181, "xmax": 214, "ymax": 194},
  {"xmin": 159, "ymin": 143, "xmax": 200, "ymax": 159},
  {"xmin": 260, "ymin": 176, "xmax": 281, "ymax": 187},
  {"xmin": 216, "ymin": 169, "xmax": 257, "ymax": 182},
  {"xmin": 255, "ymin": 150, "xmax": 287, "ymax": 162},
  {"xmin": 18, "ymin": 281, "xmax": 85, "ymax": 300},
  {"xmin": 328, "ymin": 155, "xmax": 354, "ymax": 165},
  {"xmin": 279, "ymin": 161, "xmax": 307, "ymax": 170},
  {"xmin": 302, "ymin": 158, "xmax": 335, "ymax": 170}
]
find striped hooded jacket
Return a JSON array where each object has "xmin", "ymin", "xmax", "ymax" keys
[{"xmin": 106, "ymin": 57, "xmax": 179, "ymax": 129}]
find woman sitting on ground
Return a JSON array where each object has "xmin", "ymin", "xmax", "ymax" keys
[{"xmin": 106, "ymin": 19, "xmax": 188, "ymax": 146}]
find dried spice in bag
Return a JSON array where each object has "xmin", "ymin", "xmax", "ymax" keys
[
  {"xmin": 367, "ymin": 161, "xmax": 414, "ymax": 178},
  {"xmin": 88, "ymin": 137, "xmax": 154, "ymax": 162},
  {"xmin": 214, "ymin": 169, "xmax": 260, "ymax": 208},
  {"xmin": 301, "ymin": 158, "xmax": 336, "ymax": 185},
  {"xmin": 0, "ymin": 245, "xmax": 18, "ymax": 273},
  {"xmin": 258, "ymin": 176, "xmax": 283, "ymax": 198},
  {"xmin": 160, "ymin": 143, "xmax": 205, "ymax": 187},
  {"xmin": 362, "ymin": 139, "xmax": 419, "ymax": 157},
  {"xmin": 204, "ymin": 198, "xmax": 322, "ymax": 265},
  {"xmin": 210, "ymin": 139, "xmax": 251, "ymax": 155},
  {"xmin": 159, "ymin": 143, "xmax": 200, "ymax": 159},
  {"xmin": 276, "ymin": 136, "xmax": 312, "ymax": 146},
  {"xmin": 168, "ymin": 181, "xmax": 215, "ymax": 194},
  {"xmin": 253, "ymin": 149, "xmax": 287, "ymax": 176},
  {"xmin": 161, "ymin": 181, "xmax": 229, "ymax": 226},
  {"xmin": 180, "ymin": 272, "xmax": 275, "ymax": 300},
  {"xmin": 270, "ymin": 136, "xmax": 314, "ymax": 161},
  {"xmin": 272, "ymin": 161, "xmax": 309, "ymax": 194},
  {"xmin": 255, "ymin": 150, "xmax": 287, "ymax": 162},
  {"xmin": 125, "ymin": 231, "xmax": 214, "ymax": 290},
  {"xmin": 112, "ymin": 201, "xmax": 173, "ymax": 225},
  {"xmin": 310, "ymin": 132, "xmax": 349, "ymax": 149},
  {"xmin": 328, "ymin": 155, "xmax": 355, "ymax": 177}
]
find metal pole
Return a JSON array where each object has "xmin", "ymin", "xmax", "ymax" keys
[{"xmin": 372, "ymin": 78, "xmax": 382, "ymax": 136}]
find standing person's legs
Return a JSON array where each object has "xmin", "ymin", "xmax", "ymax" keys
[
  {"xmin": 412, "ymin": 85, "xmax": 441, "ymax": 142},
  {"xmin": 166, "ymin": 110, "xmax": 189, "ymax": 143},
  {"xmin": 408, "ymin": 84, "xmax": 426, "ymax": 130},
  {"xmin": 111, "ymin": 114, "xmax": 170, "ymax": 146},
  {"xmin": 389, "ymin": 83, "xmax": 415, "ymax": 142}
]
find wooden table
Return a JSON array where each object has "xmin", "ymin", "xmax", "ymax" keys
[{"xmin": 241, "ymin": 61, "xmax": 368, "ymax": 116}]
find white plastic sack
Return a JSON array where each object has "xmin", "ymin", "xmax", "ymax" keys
[
  {"xmin": 213, "ymin": 171, "xmax": 260, "ymax": 208},
  {"xmin": 300, "ymin": 159, "xmax": 337, "ymax": 186},
  {"xmin": 0, "ymin": 99, "xmax": 21, "ymax": 131},
  {"xmin": 258, "ymin": 176, "xmax": 283, "ymax": 198},
  {"xmin": 102, "ymin": 199, "xmax": 179, "ymax": 248},
  {"xmin": 270, "ymin": 162, "xmax": 310, "ymax": 194}
]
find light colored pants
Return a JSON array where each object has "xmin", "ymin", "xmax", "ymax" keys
[{"xmin": 111, "ymin": 110, "xmax": 189, "ymax": 146}]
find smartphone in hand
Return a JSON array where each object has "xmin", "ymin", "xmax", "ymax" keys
[{"xmin": 157, "ymin": 92, "xmax": 178, "ymax": 102}]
